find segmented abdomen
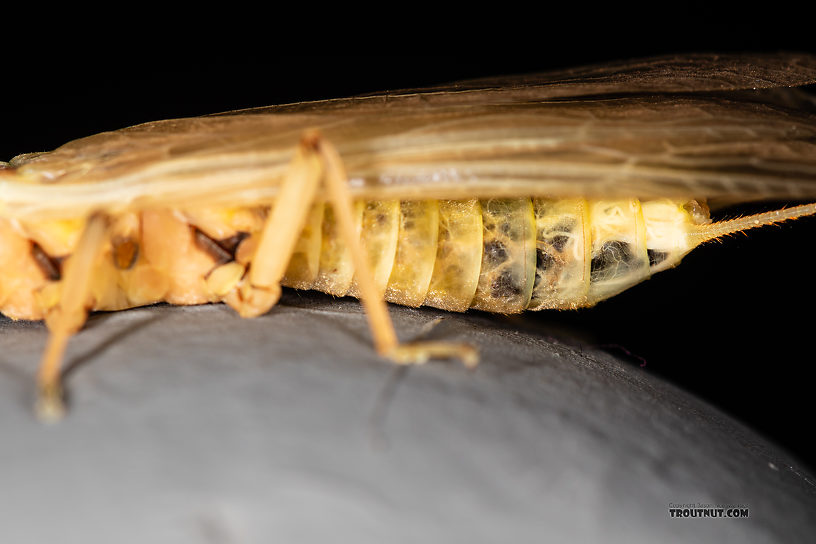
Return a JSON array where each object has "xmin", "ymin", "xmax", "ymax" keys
[
  {"xmin": 0, "ymin": 197, "xmax": 702, "ymax": 321},
  {"xmin": 283, "ymin": 197, "xmax": 701, "ymax": 313}
]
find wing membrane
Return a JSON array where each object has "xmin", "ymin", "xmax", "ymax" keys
[
  {"xmin": 228, "ymin": 52, "xmax": 816, "ymax": 113},
  {"xmin": 3, "ymin": 54, "xmax": 816, "ymax": 220}
]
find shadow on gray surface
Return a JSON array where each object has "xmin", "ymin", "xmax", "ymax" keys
[{"xmin": 0, "ymin": 292, "xmax": 813, "ymax": 543}]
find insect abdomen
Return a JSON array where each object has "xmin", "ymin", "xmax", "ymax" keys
[
  {"xmin": 0, "ymin": 197, "xmax": 704, "ymax": 321},
  {"xmin": 285, "ymin": 197, "xmax": 704, "ymax": 313}
]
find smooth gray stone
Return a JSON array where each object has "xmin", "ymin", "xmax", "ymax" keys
[{"xmin": 0, "ymin": 292, "xmax": 813, "ymax": 544}]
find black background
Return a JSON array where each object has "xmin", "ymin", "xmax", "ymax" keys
[{"xmin": 1, "ymin": 21, "xmax": 814, "ymax": 469}]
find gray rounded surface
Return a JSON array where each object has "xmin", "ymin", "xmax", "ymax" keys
[{"xmin": 0, "ymin": 292, "xmax": 813, "ymax": 543}]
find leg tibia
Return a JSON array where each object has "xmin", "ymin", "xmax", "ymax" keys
[
  {"xmin": 316, "ymin": 138, "xmax": 479, "ymax": 368},
  {"xmin": 36, "ymin": 213, "xmax": 110, "ymax": 421}
]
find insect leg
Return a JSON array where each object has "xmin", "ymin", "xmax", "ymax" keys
[
  {"xmin": 223, "ymin": 136, "xmax": 323, "ymax": 317},
  {"xmin": 36, "ymin": 213, "xmax": 110, "ymax": 421},
  {"xmin": 317, "ymin": 137, "xmax": 478, "ymax": 368}
]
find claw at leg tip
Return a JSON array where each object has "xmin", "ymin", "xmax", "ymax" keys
[
  {"xmin": 461, "ymin": 348, "xmax": 480, "ymax": 369},
  {"xmin": 36, "ymin": 384, "xmax": 66, "ymax": 423}
]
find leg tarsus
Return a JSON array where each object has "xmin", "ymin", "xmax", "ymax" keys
[
  {"xmin": 36, "ymin": 373, "xmax": 66, "ymax": 423},
  {"xmin": 387, "ymin": 342, "xmax": 479, "ymax": 369},
  {"xmin": 225, "ymin": 281, "xmax": 281, "ymax": 319}
]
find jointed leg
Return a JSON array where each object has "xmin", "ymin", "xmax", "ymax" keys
[
  {"xmin": 35, "ymin": 131, "xmax": 478, "ymax": 421},
  {"xmin": 317, "ymin": 139, "xmax": 478, "ymax": 367},
  {"xmin": 224, "ymin": 136, "xmax": 323, "ymax": 318},
  {"xmin": 37, "ymin": 213, "xmax": 110, "ymax": 421},
  {"xmin": 229, "ymin": 131, "xmax": 476, "ymax": 367}
]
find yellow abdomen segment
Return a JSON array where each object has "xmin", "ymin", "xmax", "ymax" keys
[
  {"xmin": 423, "ymin": 200, "xmax": 483, "ymax": 312},
  {"xmin": 385, "ymin": 200, "xmax": 440, "ymax": 308},
  {"xmin": 284, "ymin": 197, "xmax": 702, "ymax": 313},
  {"xmin": 471, "ymin": 199, "xmax": 536, "ymax": 313}
]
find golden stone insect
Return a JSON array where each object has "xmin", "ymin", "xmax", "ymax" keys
[{"xmin": 2, "ymin": 53, "xmax": 816, "ymax": 420}]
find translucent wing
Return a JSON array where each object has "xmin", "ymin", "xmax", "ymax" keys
[
  {"xmin": 237, "ymin": 52, "xmax": 816, "ymax": 112},
  {"xmin": 2, "ymin": 53, "xmax": 816, "ymax": 220}
]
